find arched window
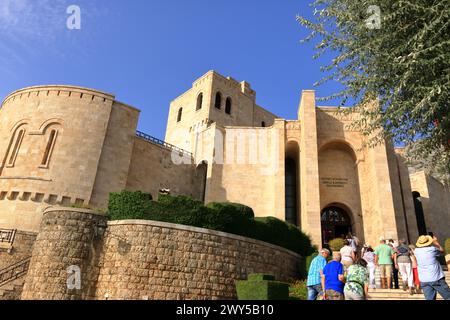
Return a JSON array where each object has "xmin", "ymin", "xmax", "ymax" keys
[
  {"xmin": 196, "ymin": 93, "xmax": 203, "ymax": 111},
  {"xmin": 225, "ymin": 97, "xmax": 232, "ymax": 115},
  {"xmin": 6, "ymin": 127, "xmax": 26, "ymax": 167},
  {"xmin": 40, "ymin": 129, "xmax": 58, "ymax": 168},
  {"xmin": 261, "ymin": 121, "xmax": 266, "ymax": 127},
  {"xmin": 177, "ymin": 108, "xmax": 183, "ymax": 122},
  {"xmin": 214, "ymin": 92, "xmax": 222, "ymax": 110}
]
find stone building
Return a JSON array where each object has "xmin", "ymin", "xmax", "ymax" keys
[{"xmin": 0, "ymin": 70, "xmax": 449, "ymax": 248}]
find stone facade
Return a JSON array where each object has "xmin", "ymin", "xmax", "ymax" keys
[
  {"xmin": 21, "ymin": 208, "xmax": 300, "ymax": 300},
  {"xmin": 1, "ymin": 71, "xmax": 449, "ymax": 248}
]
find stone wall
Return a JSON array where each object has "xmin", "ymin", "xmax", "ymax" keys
[
  {"xmin": 21, "ymin": 208, "xmax": 107, "ymax": 300},
  {"xmin": 21, "ymin": 208, "xmax": 301, "ymax": 300}
]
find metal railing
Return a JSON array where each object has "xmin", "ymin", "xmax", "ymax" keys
[
  {"xmin": 0, "ymin": 257, "xmax": 31, "ymax": 287},
  {"xmin": 136, "ymin": 130, "xmax": 192, "ymax": 157},
  {"xmin": 0, "ymin": 229, "xmax": 16, "ymax": 245}
]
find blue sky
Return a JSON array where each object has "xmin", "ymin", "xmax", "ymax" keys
[{"xmin": 0, "ymin": 0, "xmax": 342, "ymax": 139}]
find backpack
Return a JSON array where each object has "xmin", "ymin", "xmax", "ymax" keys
[{"xmin": 397, "ymin": 245, "xmax": 409, "ymax": 257}]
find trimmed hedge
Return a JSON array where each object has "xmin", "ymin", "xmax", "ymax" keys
[
  {"xmin": 108, "ymin": 190, "xmax": 153, "ymax": 220},
  {"xmin": 107, "ymin": 191, "xmax": 314, "ymax": 256},
  {"xmin": 236, "ymin": 275, "xmax": 289, "ymax": 300}
]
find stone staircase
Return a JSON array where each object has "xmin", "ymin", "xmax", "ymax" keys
[
  {"xmin": 368, "ymin": 270, "xmax": 449, "ymax": 300},
  {"xmin": 0, "ymin": 277, "xmax": 26, "ymax": 300},
  {"xmin": 0, "ymin": 257, "xmax": 31, "ymax": 300}
]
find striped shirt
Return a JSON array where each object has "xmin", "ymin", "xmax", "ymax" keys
[{"xmin": 307, "ymin": 255, "xmax": 327, "ymax": 286}]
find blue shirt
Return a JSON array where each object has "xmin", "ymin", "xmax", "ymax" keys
[
  {"xmin": 307, "ymin": 255, "xmax": 327, "ymax": 286},
  {"xmin": 414, "ymin": 246, "xmax": 444, "ymax": 283},
  {"xmin": 323, "ymin": 261, "xmax": 344, "ymax": 293}
]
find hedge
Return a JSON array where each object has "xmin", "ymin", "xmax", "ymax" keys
[
  {"xmin": 107, "ymin": 191, "xmax": 314, "ymax": 256},
  {"xmin": 445, "ymin": 238, "xmax": 450, "ymax": 255},
  {"xmin": 236, "ymin": 274, "xmax": 289, "ymax": 300}
]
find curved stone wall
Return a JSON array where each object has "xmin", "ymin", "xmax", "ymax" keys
[
  {"xmin": 21, "ymin": 208, "xmax": 107, "ymax": 300},
  {"xmin": 21, "ymin": 208, "xmax": 301, "ymax": 300},
  {"xmin": 0, "ymin": 85, "xmax": 132, "ymax": 232}
]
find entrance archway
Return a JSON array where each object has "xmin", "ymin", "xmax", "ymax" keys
[{"xmin": 321, "ymin": 205, "xmax": 352, "ymax": 245}]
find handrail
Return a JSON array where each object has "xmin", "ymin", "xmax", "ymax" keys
[
  {"xmin": 136, "ymin": 130, "xmax": 192, "ymax": 157},
  {"xmin": 0, "ymin": 257, "xmax": 31, "ymax": 287},
  {"xmin": 0, "ymin": 229, "xmax": 16, "ymax": 244}
]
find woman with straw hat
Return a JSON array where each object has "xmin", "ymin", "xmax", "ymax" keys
[{"xmin": 414, "ymin": 235, "xmax": 450, "ymax": 300}]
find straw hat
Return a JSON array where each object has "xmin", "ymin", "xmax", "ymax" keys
[{"xmin": 416, "ymin": 235, "xmax": 434, "ymax": 248}]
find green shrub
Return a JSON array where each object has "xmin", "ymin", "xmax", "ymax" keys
[
  {"xmin": 445, "ymin": 238, "xmax": 450, "ymax": 255},
  {"xmin": 107, "ymin": 190, "xmax": 153, "ymax": 220},
  {"xmin": 251, "ymin": 217, "xmax": 314, "ymax": 257},
  {"xmin": 328, "ymin": 238, "xmax": 345, "ymax": 252},
  {"xmin": 206, "ymin": 202, "xmax": 254, "ymax": 235},
  {"xmin": 289, "ymin": 280, "xmax": 307, "ymax": 300},
  {"xmin": 107, "ymin": 192, "xmax": 314, "ymax": 257},
  {"xmin": 236, "ymin": 274, "xmax": 289, "ymax": 300}
]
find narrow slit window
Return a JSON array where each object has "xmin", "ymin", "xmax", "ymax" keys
[
  {"xmin": 177, "ymin": 108, "xmax": 183, "ymax": 122},
  {"xmin": 7, "ymin": 129, "xmax": 25, "ymax": 166},
  {"xmin": 215, "ymin": 92, "xmax": 222, "ymax": 110},
  {"xmin": 41, "ymin": 129, "xmax": 58, "ymax": 167},
  {"xmin": 196, "ymin": 93, "xmax": 203, "ymax": 111},
  {"xmin": 262, "ymin": 121, "xmax": 266, "ymax": 127},
  {"xmin": 225, "ymin": 97, "xmax": 232, "ymax": 115}
]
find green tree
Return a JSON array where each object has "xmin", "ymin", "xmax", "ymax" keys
[{"xmin": 297, "ymin": 0, "xmax": 450, "ymax": 185}]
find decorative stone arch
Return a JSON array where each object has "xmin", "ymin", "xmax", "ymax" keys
[
  {"xmin": 2, "ymin": 121, "xmax": 30, "ymax": 169},
  {"xmin": 37, "ymin": 118, "xmax": 64, "ymax": 134},
  {"xmin": 39, "ymin": 122, "xmax": 63, "ymax": 168},
  {"xmin": 318, "ymin": 139, "xmax": 360, "ymax": 163}
]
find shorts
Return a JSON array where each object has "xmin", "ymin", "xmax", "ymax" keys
[{"xmin": 379, "ymin": 264, "xmax": 393, "ymax": 278}]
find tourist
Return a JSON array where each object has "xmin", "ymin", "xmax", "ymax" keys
[
  {"xmin": 340, "ymin": 239, "xmax": 355, "ymax": 270},
  {"xmin": 363, "ymin": 246, "xmax": 376, "ymax": 289},
  {"xmin": 344, "ymin": 258, "xmax": 369, "ymax": 300},
  {"xmin": 409, "ymin": 245, "xmax": 422, "ymax": 294},
  {"xmin": 388, "ymin": 239, "xmax": 400, "ymax": 289},
  {"xmin": 394, "ymin": 239, "xmax": 414, "ymax": 294},
  {"xmin": 374, "ymin": 238, "xmax": 395, "ymax": 289},
  {"xmin": 347, "ymin": 232, "xmax": 360, "ymax": 258},
  {"xmin": 306, "ymin": 248, "xmax": 330, "ymax": 300},
  {"xmin": 414, "ymin": 235, "xmax": 450, "ymax": 300},
  {"xmin": 321, "ymin": 252, "xmax": 345, "ymax": 300}
]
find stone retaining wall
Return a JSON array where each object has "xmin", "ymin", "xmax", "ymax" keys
[{"xmin": 21, "ymin": 208, "xmax": 301, "ymax": 300}]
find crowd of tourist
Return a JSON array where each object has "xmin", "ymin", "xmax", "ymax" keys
[{"xmin": 307, "ymin": 233, "xmax": 450, "ymax": 300}]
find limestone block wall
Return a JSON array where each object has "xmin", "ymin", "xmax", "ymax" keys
[
  {"xmin": 410, "ymin": 172, "xmax": 450, "ymax": 242},
  {"xmin": 125, "ymin": 137, "xmax": 197, "ymax": 200},
  {"xmin": 94, "ymin": 220, "xmax": 300, "ymax": 300},
  {"xmin": 21, "ymin": 208, "xmax": 106, "ymax": 300},
  {"xmin": 21, "ymin": 208, "xmax": 300, "ymax": 300}
]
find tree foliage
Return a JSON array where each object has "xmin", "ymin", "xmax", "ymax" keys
[{"xmin": 297, "ymin": 0, "xmax": 450, "ymax": 184}]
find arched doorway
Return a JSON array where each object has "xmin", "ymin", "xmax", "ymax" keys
[{"xmin": 321, "ymin": 206, "xmax": 352, "ymax": 245}]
